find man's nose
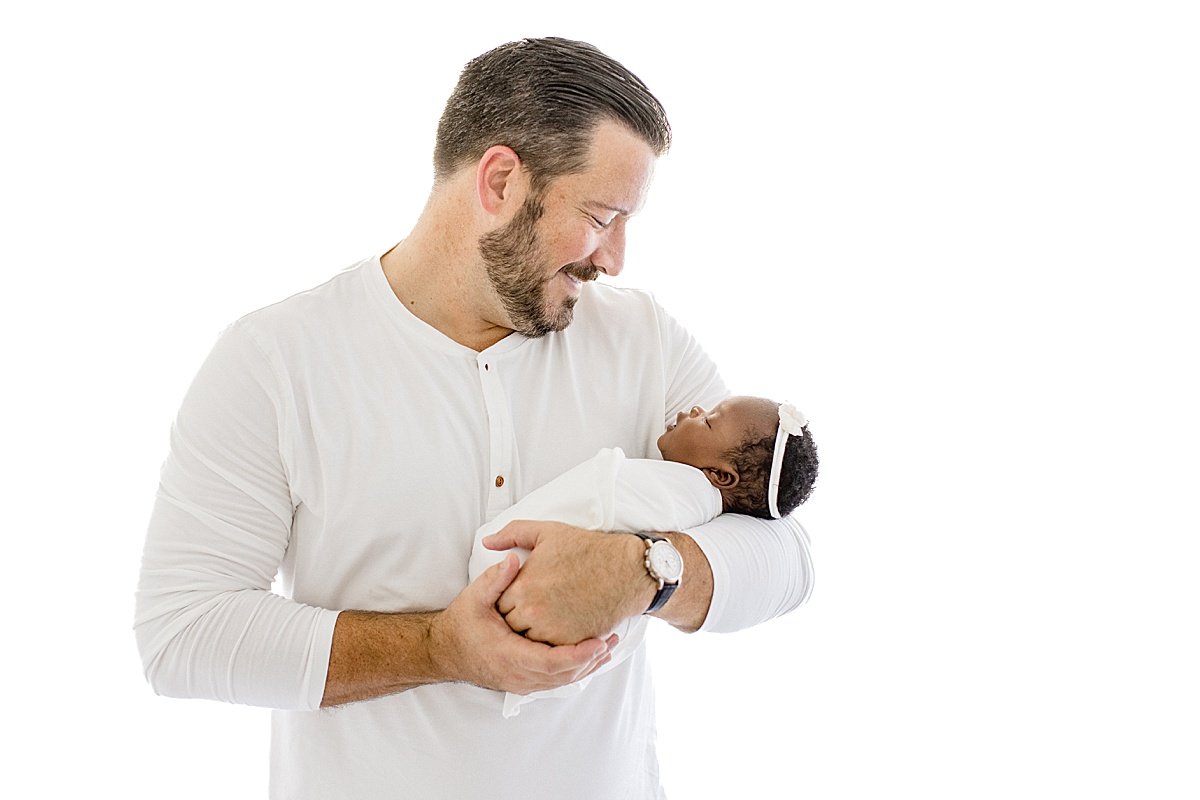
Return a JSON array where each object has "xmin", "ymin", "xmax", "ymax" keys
[{"xmin": 593, "ymin": 221, "xmax": 626, "ymax": 277}]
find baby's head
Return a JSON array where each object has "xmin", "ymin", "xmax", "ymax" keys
[{"xmin": 657, "ymin": 396, "xmax": 818, "ymax": 519}]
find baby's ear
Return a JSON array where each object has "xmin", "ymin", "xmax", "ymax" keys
[{"xmin": 703, "ymin": 467, "xmax": 739, "ymax": 489}]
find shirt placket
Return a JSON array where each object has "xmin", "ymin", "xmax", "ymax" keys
[{"xmin": 476, "ymin": 353, "xmax": 514, "ymax": 520}]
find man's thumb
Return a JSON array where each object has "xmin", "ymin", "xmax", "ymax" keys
[
  {"xmin": 481, "ymin": 552, "xmax": 519, "ymax": 603},
  {"xmin": 482, "ymin": 519, "xmax": 538, "ymax": 551}
]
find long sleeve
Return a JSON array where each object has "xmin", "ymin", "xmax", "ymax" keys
[
  {"xmin": 654, "ymin": 299, "xmax": 817, "ymax": 633},
  {"xmin": 133, "ymin": 322, "xmax": 340, "ymax": 710},
  {"xmin": 685, "ymin": 514, "xmax": 814, "ymax": 633}
]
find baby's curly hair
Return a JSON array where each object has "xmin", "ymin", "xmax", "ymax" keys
[{"xmin": 721, "ymin": 422, "xmax": 819, "ymax": 519}]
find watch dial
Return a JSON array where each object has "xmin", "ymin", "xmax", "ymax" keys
[{"xmin": 651, "ymin": 541, "xmax": 683, "ymax": 582}]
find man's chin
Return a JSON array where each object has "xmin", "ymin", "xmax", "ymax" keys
[
  {"xmin": 545, "ymin": 297, "xmax": 579, "ymax": 332},
  {"xmin": 514, "ymin": 300, "xmax": 577, "ymax": 338}
]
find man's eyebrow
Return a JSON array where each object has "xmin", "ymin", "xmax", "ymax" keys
[{"xmin": 587, "ymin": 201, "xmax": 633, "ymax": 215}]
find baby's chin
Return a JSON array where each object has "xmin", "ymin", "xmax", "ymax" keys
[{"xmin": 655, "ymin": 432, "xmax": 669, "ymax": 459}]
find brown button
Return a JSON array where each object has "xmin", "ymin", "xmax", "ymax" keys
[{"xmin": 495, "ymin": 475, "xmax": 505, "ymax": 488}]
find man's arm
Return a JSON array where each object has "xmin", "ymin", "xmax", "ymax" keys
[
  {"xmin": 481, "ymin": 524, "xmax": 713, "ymax": 644},
  {"xmin": 321, "ymin": 555, "xmax": 616, "ymax": 707},
  {"xmin": 136, "ymin": 323, "xmax": 337, "ymax": 709},
  {"xmin": 136, "ymin": 324, "xmax": 611, "ymax": 710},
  {"xmin": 653, "ymin": 531, "xmax": 715, "ymax": 633},
  {"xmin": 482, "ymin": 515, "xmax": 810, "ymax": 645},
  {"xmin": 681, "ymin": 513, "xmax": 814, "ymax": 633}
]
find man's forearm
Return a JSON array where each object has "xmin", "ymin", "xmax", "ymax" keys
[
  {"xmin": 321, "ymin": 610, "xmax": 442, "ymax": 707},
  {"xmin": 653, "ymin": 532, "xmax": 714, "ymax": 633},
  {"xmin": 322, "ymin": 555, "xmax": 616, "ymax": 707},
  {"xmin": 484, "ymin": 523, "xmax": 716, "ymax": 642}
]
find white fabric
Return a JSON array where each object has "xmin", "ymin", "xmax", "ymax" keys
[
  {"xmin": 134, "ymin": 254, "xmax": 815, "ymax": 800},
  {"xmin": 467, "ymin": 447, "xmax": 722, "ymax": 717}
]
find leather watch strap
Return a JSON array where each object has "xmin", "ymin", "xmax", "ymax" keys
[{"xmin": 634, "ymin": 532, "xmax": 679, "ymax": 614}]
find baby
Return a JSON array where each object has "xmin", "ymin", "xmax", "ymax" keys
[
  {"xmin": 468, "ymin": 395, "xmax": 819, "ymax": 717},
  {"xmin": 656, "ymin": 395, "xmax": 818, "ymax": 520}
]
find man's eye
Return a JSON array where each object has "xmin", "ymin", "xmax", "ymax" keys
[{"xmin": 589, "ymin": 214, "xmax": 613, "ymax": 229}]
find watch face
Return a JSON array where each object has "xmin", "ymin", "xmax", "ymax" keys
[{"xmin": 649, "ymin": 540, "xmax": 683, "ymax": 583}]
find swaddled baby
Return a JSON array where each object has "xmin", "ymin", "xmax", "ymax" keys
[{"xmin": 468, "ymin": 395, "xmax": 819, "ymax": 717}]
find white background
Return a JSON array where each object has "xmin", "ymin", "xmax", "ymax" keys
[{"xmin": 3, "ymin": 1, "xmax": 1197, "ymax": 797}]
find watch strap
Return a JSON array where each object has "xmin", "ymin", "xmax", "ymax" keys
[{"xmin": 634, "ymin": 532, "xmax": 679, "ymax": 614}]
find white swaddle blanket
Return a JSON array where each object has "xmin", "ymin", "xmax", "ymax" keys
[{"xmin": 468, "ymin": 447, "xmax": 722, "ymax": 718}]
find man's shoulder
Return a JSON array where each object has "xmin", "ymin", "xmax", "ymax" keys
[
  {"xmin": 236, "ymin": 258, "xmax": 371, "ymax": 331},
  {"xmin": 211, "ymin": 256, "xmax": 379, "ymax": 376},
  {"xmin": 570, "ymin": 281, "xmax": 702, "ymax": 355},
  {"xmin": 571, "ymin": 281, "xmax": 665, "ymax": 332},
  {"xmin": 578, "ymin": 280, "xmax": 656, "ymax": 311}
]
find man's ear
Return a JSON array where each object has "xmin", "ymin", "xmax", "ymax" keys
[
  {"xmin": 703, "ymin": 466, "xmax": 739, "ymax": 490},
  {"xmin": 476, "ymin": 145, "xmax": 525, "ymax": 216}
]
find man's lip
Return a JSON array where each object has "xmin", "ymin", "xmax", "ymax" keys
[{"xmin": 560, "ymin": 271, "xmax": 583, "ymax": 294}]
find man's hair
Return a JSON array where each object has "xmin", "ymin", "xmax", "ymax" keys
[
  {"xmin": 722, "ymin": 425, "xmax": 819, "ymax": 520},
  {"xmin": 433, "ymin": 37, "xmax": 671, "ymax": 192}
]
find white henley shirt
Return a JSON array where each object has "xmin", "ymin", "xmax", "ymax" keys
[{"xmin": 134, "ymin": 255, "xmax": 814, "ymax": 799}]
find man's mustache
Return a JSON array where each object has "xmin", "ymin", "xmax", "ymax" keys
[{"xmin": 561, "ymin": 263, "xmax": 599, "ymax": 282}]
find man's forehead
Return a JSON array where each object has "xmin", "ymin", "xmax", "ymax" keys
[{"xmin": 557, "ymin": 122, "xmax": 657, "ymax": 209}]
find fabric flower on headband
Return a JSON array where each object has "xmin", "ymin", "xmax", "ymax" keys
[{"xmin": 778, "ymin": 404, "xmax": 807, "ymax": 436}]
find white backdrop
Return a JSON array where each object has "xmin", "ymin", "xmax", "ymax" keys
[{"xmin": 3, "ymin": 1, "xmax": 1197, "ymax": 797}]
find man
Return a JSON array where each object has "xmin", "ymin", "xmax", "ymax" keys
[{"xmin": 135, "ymin": 37, "xmax": 814, "ymax": 799}]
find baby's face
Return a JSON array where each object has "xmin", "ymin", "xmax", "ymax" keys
[{"xmin": 657, "ymin": 396, "xmax": 779, "ymax": 470}]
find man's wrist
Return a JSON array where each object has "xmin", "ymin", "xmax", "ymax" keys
[
  {"xmin": 623, "ymin": 533, "xmax": 660, "ymax": 616},
  {"xmin": 649, "ymin": 532, "xmax": 713, "ymax": 631},
  {"xmin": 628, "ymin": 532, "xmax": 685, "ymax": 615},
  {"xmin": 425, "ymin": 610, "xmax": 458, "ymax": 684}
]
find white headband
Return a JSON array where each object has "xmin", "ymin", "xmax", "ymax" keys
[{"xmin": 767, "ymin": 403, "xmax": 807, "ymax": 519}]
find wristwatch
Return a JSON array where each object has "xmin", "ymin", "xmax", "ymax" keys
[{"xmin": 634, "ymin": 533, "xmax": 684, "ymax": 614}]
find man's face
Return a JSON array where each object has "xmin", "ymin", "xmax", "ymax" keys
[
  {"xmin": 477, "ymin": 194, "xmax": 598, "ymax": 337},
  {"xmin": 477, "ymin": 121, "xmax": 656, "ymax": 337}
]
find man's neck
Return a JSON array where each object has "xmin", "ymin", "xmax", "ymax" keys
[{"xmin": 380, "ymin": 197, "xmax": 514, "ymax": 352}]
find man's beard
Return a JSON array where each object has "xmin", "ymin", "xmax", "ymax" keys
[{"xmin": 478, "ymin": 196, "xmax": 598, "ymax": 337}]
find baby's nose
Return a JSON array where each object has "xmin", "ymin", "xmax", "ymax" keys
[{"xmin": 689, "ymin": 406, "xmax": 704, "ymax": 417}]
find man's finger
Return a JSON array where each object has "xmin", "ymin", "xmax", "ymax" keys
[
  {"xmin": 571, "ymin": 633, "xmax": 619, "ymax": 681},
  {"xmin": 481, "ymin": 519, "xmax": 541, "ymax": 551},
  {"xmin": 502, "ymin": 606, "xmax": 529, "ymax": 635},
  {"xmin": 529, "ymin": 637, "xmax": 609, "ymax": 677},
  {"xmin": 477, "ymin": 553, "xmax": 519, "ymax": 606},
  {"xmin": 579, "ymin": 652, "xmax": 614, "ymax": 682}
]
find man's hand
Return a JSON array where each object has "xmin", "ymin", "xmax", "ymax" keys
[
  {"xmin": 483, "ymin": 521, "xmax": 657, "ymax": 646},
  {"xmin": 428, "ymin": 553, "xmax": 618, "ymax": 696}
]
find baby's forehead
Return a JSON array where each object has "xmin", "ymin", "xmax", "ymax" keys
[{"xmin": 718, "ymin": 396, "xmax": 778, "ymax": 431}]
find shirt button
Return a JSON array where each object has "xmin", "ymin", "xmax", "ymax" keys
[
  {"xmin": 495, "ymin": 475, "xmax": 505, "ymax": 488},
  {"xmin": 484, "ymin": 363, "xmax": 489, "ymax": 371}
]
